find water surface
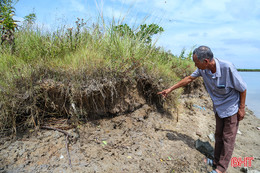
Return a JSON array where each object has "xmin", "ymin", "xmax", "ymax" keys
[{"xmin": 239, "ymin": 72, "xmax": 260, "ymax": 118}]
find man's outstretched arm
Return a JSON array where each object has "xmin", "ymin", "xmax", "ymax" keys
[{"xmin": 157, "ymin": 76, "xmax": 197, "ymax": 98}]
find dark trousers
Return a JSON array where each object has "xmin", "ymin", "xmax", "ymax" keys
[{"xmin": 214, "ymin": 113, "xmax": 239, "ymax": 172}]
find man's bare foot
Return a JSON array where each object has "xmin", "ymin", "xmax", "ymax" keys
[{"xmin": 215, "ymin": 169, "xmax": 226, "ymax": 173}]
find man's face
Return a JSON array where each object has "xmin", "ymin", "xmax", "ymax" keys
[{"xmin": 193, "ymin": 54, "xmax": 207, "ymax": 70}]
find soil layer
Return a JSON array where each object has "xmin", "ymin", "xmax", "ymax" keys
[{"xmin": 1, "ymin": 89, "xmax": 260, "ymax": 173}]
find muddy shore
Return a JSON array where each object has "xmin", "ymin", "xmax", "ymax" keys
[{"xmin": 0, "ymin": 89, "xmax": 260, "ymax": 173}]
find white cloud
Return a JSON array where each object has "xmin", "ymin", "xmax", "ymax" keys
[
  {"xmin": 225, "ymin": 0, "xmax": 260, "ymax": 21},
  {"xmin": 69, "ymin": 0, "xmax": 86, "ymax": 12}
]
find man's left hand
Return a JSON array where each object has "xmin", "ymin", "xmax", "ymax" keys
[{"xmin": 237, "ymin": 108, "xmax": 245, "ymax": 121}]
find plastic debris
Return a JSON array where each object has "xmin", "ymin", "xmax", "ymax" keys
[
  {"xmin": 208, "ymin": 133, "xmax": 215, "ymax": 142},
  {"xmin": 60, "ymin": 155, "xmax": 64, "ymax": 159},
  {"xmin": 193, "ymin": 104, "xmax": 202, "ymax": 110},
  {"xmin": 127, "ymin": 156, "xmax": 132, "ymax": 159},
  {"xmin": 193, "ymin": 104, "xmax": 206, "ymax": 111},
  {"xmin": 240, "ymin": 167, "xmax": 248, "ymax": 172},
  {"xmin": 237, "ymin": 129, "xmax": 242, "ymax": 135},
  {"xmin": 102, "ymin": 141, "xmax": 107, "ymax": 145},
  {"xmin": 257, "ymin": 127, "xmax": 260, "ymax": 130},
  {"xmin": 167, "ymin": 156, "xmax": 172, "ymax": 161}
]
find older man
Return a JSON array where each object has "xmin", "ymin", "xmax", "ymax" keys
[{"xmin": 158, "ymin": 46, "xmax": 247, "ymax": 173}]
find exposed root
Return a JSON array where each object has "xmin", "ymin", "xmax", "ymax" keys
[
  {"xmin": 40, "ymin": 126, "xmax": 73, "ymax": 168},
  {"xmin": 0, "ymin": 69, "xmax": 170, "ymax": 135}
]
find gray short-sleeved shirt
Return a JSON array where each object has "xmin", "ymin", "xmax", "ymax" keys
[{"xmin": 191, "ymin": 58, "xmax": 247, "ymax": 118}]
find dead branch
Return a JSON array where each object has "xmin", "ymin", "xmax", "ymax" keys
[
  {"xmin": 40, "ymin": 126, "xmax": 73, "ymax": 137},
  {"xmin": 65, "ymin": 135, "xmax": 72, "ymax": 168},
  {"xmin": 40, "ymin": 126, "xmax": 73, "ymax": 168}
]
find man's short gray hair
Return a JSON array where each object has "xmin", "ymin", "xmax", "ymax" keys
[{"xmin": 193, "ymin": 46, "xmax": 214, "ymax": 62}]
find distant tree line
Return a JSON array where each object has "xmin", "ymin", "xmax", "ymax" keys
[{"xmin": 237, "ymin": 69, "xmax": 260, "ymax": 72}]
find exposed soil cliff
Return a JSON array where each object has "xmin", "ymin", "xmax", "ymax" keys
[{"xmin": 0, "ymin": 77, "xmax": 259, "ymax": 173}]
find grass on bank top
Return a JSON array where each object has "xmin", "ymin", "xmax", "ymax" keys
[
  {"xmin": 0, "ymin": 19, "xmax": 196, "ymax": 135},
  {"xmin": 238, "ymin": 69, "xmax": 260, "ymax": 72}
]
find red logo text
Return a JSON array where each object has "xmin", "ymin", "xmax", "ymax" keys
[{"xmin": 231, "ymin": 157, "xmax": 254, "ymax": 167}]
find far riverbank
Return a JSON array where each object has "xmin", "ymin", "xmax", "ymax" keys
[{"xmin": 238, "ymin": 69, "xmax": 260, "ymax": 72}]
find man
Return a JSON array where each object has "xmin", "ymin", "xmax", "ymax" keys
[{"xmin": 158, "ymin": 46, "xmax": 247, "ymax": 173}]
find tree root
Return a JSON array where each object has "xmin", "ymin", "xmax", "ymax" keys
[{"xmin": 40, "ymin": 126, "xmax": 73, "ymax": 168}]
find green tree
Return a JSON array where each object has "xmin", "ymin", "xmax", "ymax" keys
[
  {"xmin": 113, "ymin": 24, "xmax": 134, "ymax": 38},
  {"xmin": 113, "ymin": 23, "xmax": 164, "ymax": 44},
  {"xmin": 24, "ymin": 12, "xmax": 36, "ymax": 25},
  {"xmin": 136, "ymin": 24, "xmax": 164, "ymax": 44},
  {"xmin": 0, "ymin": 0, "xmax": 19, "ymax": 52}
]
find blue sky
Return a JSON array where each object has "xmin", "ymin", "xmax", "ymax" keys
[{"xmin": 14, "ymin": 0, "xmax": 260, "ymax": 69}]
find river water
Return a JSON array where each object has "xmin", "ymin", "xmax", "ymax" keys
[{"xmin": 239, "ymin": 72, "xmax": 260, "ymax": 119}]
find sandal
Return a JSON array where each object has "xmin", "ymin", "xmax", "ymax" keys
[
  {"xmin": 204, "ymin": 158, "xmax": 216, "ymax": 169},
  {"xmin": 208, "ymin": 170, "xmax": 217, "ymax": 173}
]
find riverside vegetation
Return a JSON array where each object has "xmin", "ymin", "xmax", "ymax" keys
[
  {"xmin": 237, "ymin": 69, "xmax": 260, "ymax": 72},
  {"xmin": 0, "ymin": 1, "xmax": 195, "ymax": 136}
]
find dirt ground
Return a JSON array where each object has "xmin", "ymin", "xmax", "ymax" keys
[{"xmin": 0, "ymin": 90, "xmax": 260, "ymax": 173}]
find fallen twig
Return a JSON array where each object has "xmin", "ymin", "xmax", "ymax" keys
[
  {"xmin": 177, "ymin": 107, "xmax": 179, "ymax": 122},
  {"xmin": 65, "ymin": 135, "xmax": 72, "ymax": 168},
  {"xmin": 40, "ymin": 126, "xmax": 73, "ymax": 137},
  {"xmin": 40, "ymin": 126, "xmax": 73, "ymax": 168}
]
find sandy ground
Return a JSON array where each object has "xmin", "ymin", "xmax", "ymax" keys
[{"xmin": 0, "ymin": 91, "xmax": 260, "ymax": 173}]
